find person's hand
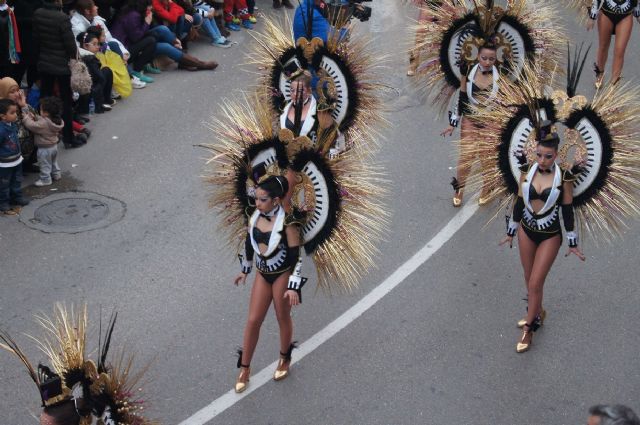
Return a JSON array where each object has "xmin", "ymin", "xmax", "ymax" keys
[
  {"xmin": 499, "ymin": 235, "xmax": 514, "ymax": 248},
  {"xmin": 144, "ymin": 12, "xmax": 153, "ymax": 24},
  {"xmin": 234, "ymin": 273, "xmax": 248, "ymax": 286},
  {"xmin": 284, "ymin": 289, "xmax": 300, "ymax": 307},
  {"xmin": 184, "ymin": 14, "xmax": 194, "ymax": 23},
  {"xmin": 173, "ymin": 38, "xmax": 182, "ymax": 49},
  {"xmin": 317, "ymin": 110, "xmax": 334, "ymax": 129},
  {"xmin": 565, "ymin": 247, "xmax": 586, "ymax": 261},
  {"xmin": 123, "ymin": 52, "xmax": 131, "ymax": 61},
  {"xmin": 207, "ymin": 9, "xmax": 215, "ymax": 18},
  {"xmin": 440, "ymin": 125, "xmax": 455, "ymax": 137},
  {"xmin": 586, "ymin": 19, "xmax": 595, "ymax": 31},
  {"xmin": 16, "ymin": 89, "xmax": 27, "ymax": 108}
]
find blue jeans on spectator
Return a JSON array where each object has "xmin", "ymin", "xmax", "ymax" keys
[
  {"xmin": 196, "ymin": 5, "xmax": 225, "ymax": 42},
  {"xmin": 148, "ymin": 25, "xmax": 184, "ymax": 61},
  {"xmin": 0, "ymin": 162, "xmax": 24, "ymax": 209},
  {"xmin": 170, "ymin": 14, "xmax": 203, "ymax": 40}
]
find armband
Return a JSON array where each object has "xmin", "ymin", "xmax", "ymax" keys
[
  {"xmin": 238, "ymin": 233, "xmax": 254, "ymax": 274},
  {"xmin": 634, "ymin": 3, "xmax": 640, "ymax": 17},
  {"xmin": 561, "ymin": 204, "xmax": 577, "ymax": 247},
  {"xmin": 589, "ymin": 0, "xmax": 599, "ymax": 19},
  {"xmin": 287, "ymin": 247, "xmax": 308, "ymax": 302}
]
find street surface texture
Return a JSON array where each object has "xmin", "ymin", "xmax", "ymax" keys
[{"xmin": 1, "ymin": 2, "xmax": 640, "ymax": 424}]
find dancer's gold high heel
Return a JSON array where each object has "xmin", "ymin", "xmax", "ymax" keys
[
  {"xmin": 235, "ymin": 349, "xmax": 250, "ymax": 393},
  {"xmin": 451, "ymin": 177, "xmax": 462, "ymax": 207},
  {"xmin": 516, "ymin": 323, "xmax": 534, "ymax": 353},
  {"xmin": 594, "ymin": 62, "xmax": 605, "ymax": 89},
  {"xmin": 517, "ymin": 309, "xmax": 546, "ymax": 328},
  {"xmin": 273, "ymin": 343, "xmax": 296, "ymax": 381}
]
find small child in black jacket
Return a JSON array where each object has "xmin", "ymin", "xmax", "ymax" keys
[{"xmin": 76, "ymin": 31, "xmax": 114, "ymax": 114}]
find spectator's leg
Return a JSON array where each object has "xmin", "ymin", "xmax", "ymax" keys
[
  {"xmin": 101, "ymin": 68, "xmax": 114, "ymax": 104},
  {"xmin": 130, "ymin": 36, "xmax": 157, "ymax": 72},
  {"xmin": 148, "ymin": 25, "xmax": 177, "ymax": 44},
  {"xmin": 39, "ymin": 73, "xmax": 54, "ymax": 97},
  {"xmin": 77, "ymin": 94, "xmax": 90, "ymax": 114},
  {"xmin": 9, "ymin": 162, "xmax": 24, "ymax": 203},
  {"xmin": 38, "ymin": 148, "xmax": 53, "ymax": 184},
  {"xmin": 154, "ymin": 42, "xmax": 184, "ymax": 62},
  {"xmin": 51, "ymin": 147, "xmax": 61, "ymax": 180},
  {"xmin": 57, "ymin": 75, "xmax": 75, "ymax": 145},
  {"xmin": 0, "ymin": 166, "xmax": 12, "ymax": 210}
]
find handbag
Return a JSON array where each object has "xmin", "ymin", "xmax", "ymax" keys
[{"xmin": 69, "ymin": 52, "xmax": 92, "ymax": 95}]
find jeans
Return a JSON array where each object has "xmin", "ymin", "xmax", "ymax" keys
[
  {"xmin": 148, "ymin": 25, "xmax": 184, "ymax": 61},
  {"xmin": 170, "ymin": 14, "xmax": 203, "ymax": 39},
  {"xmin": 37, "ymin": 146, "xmax": 61, "ymax": 184},
  {"xmin": 196, "ymin": 5, "xmax": 225, "ymax": 42},
  {"xmin": 0, "ymin": 162, "xmax": 24, "ymax": 208}
]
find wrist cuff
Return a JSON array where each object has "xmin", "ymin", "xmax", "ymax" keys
[
  {"xmin": 506, "ymin": 218, "xmax": 519, "ymax": 237},
  {"xmin": 566, "ymin": 231, "xmax": 578, "ymax": 248},
  {"xmin": 589, "ymin": 6, "xmax": 598, "ymax": 19},
  {"xmin": 238, "ymin": 254, "xmax": 252, "ymax": 274},
  {"xmin": 448, "ymin": 111, "xmax": 459, "ymax": 127}
]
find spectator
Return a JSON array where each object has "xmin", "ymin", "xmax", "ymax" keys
[
  {"xmin": 7, "ymin": 0, "xmax": 42, "ymax": 88},
  {"xmin": 272, "ymin": 0, "xmax": 293, "ymax": 9},
  {"xmin": 0, "ymin": 77, "xmax": 38, "ymax": 171},
  {"xmin": 152, "ymin": 0, "xmax": 202, "ymax": 49},
  {"xmin": 210, "ymin": 0, "xmax": 229, "ymax": 38},
  {"xmin": 223, "ymin": 0, "xmax": 251, "ymax": 31},
  {"xmin": 93, "ymin": 0, "xmax": 125, "ymax": 24},
  {"xmin": 32, "ymin": 0, "xmax": 84, "ymax": 148},
  {"xmin": 193, "ymin": 0, "xmax": 232, "ymax": 47},
  {"xmin": 70, "ymin": 0, "xmax": 128, "ymax": 57},
  {"xmin": 293, "ymin": 0, "xmax": 330, "ymax": 44},
  {"xmin": 588, "ymin": 405, "xmax": 640, "ymax": 425},
  {"xmin": 112, "ymin": 0, "xmax": 217, "ymax": 72},
  {"xmin": 21, "ymin": 96, "xmax": 63, "ymax": 186},
  {"xmin": 0, "ymin": 0, "xmax": 21, "ymax": 79},
  {"xmin": 76, "ymin": 31, "xmax": 115, "ymax": 113},
  {"xmin": 0, "ymin": 98, "xmax": 29, "ymax": 214}
]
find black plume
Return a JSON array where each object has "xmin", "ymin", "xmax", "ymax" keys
[{"xmin": 566, "ymin": 43, "xmax": 591, "ymax": 98}]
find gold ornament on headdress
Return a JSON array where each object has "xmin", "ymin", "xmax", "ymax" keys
[
  {"xmin": 552, "ymin": 90, "xmax": 588, "ymax": 120},
  {"xmin": 296, "ymin": 37, "xmax": 325, "ymax": 62}
]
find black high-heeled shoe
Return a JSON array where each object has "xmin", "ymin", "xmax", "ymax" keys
[{"xmin": 273, "ymin": 342, "xmax": 297, "ymax": 381}]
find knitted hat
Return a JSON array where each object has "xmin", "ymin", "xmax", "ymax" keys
[{"xmin": 0, "ymin": 77, "xmax": 19, "ymax": 99}]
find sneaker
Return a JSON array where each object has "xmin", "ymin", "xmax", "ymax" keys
[
  {"xmin": 248, "ymin": 15, "xmax": 257, "ymax": 23},
  {"xmin": 101, "ymin": 104, "xmax": 113, "ymax": 111},
  {"xmin": 212, "ymin": 38, "xmax": 233, "ymax": 48},
  {"xmin": 111, "ymin": 89, "xmax": 122, "ymax": 100},
  {"xmin": 131, "ymin": 76, "xmax": 147, "ymax": 89},
  {"xmin": 131, "ymin": 71, "xmax": 154, "ymax": 83},
  {"xmin": 232, "ymin": 16, "xmax": 241, "ymax": 24},
  {"xmin": 74, "ymin": 133, "xmax": 88, "ymax": 144},
  {"xmin": 34, "ymin": 179, "xmax": 52, "ymax": 187},
  {"xmin": 225, "ymin": 22, "xmax": 241, "ymax": 31},
  {"xmin": 105, "ymin": 98, "xmax": 117, "ymax": 106},
  {"xmin": 242, "ymin": 20, "xmax": 254, "ymax": 29},
  {"xmin": 144, "ymin": 64, "xmax": 162, "ymax": 74}
]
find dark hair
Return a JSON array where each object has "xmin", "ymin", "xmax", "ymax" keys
[
  {"xmin": 0, "ymin": 98, "xmax": 17, "ymax": 115},
  {"xmin": 41, "ymin": 400, "xmax": 81, "ymax": 425},
  {"xmin": 480, "ymin": 42, "xmax": 497, "ymax": 52},
  {"xmin": 40, "ymin": 97, "xmax": 63, "ymax": 125},
  {"xmin": 76, "ymin": 31, "xmax": 99, "ymax": 46},
  {"xmin": 589, "ymin": 405, "xmax": 640, "ymax": 425},
  {"xmin": 86, "ymin": 25, "xmax": 103, "ymax": 37},
  {"xmin": 257, "ymin": 175, "xmax": 289, "ymax": 199},
  {"xmin": 536, "ymin": 120, "xmax": 560, "ymax": 150},
  {"xmin": 75, "ymin": 0, "xmax": 95, "ymax": 13},
  {"xmin": 119, "ymin": 0, "xmax": 151, "ymax": 17}
]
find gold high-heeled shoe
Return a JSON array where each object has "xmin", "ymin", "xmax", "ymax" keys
[
  {"xmin": 594, "ymin": 62, "xmax": 605, "ymax": 90},
  {"xmin": 235, "ymin": 366, "xmax": 250, "ymax": 393},
  {"xmin": 452, "ymin": 194, "xmax": 462, "ymax": 207},
  {"xmin": 517, "ymin": 309, "xmax": 546, "ymax": 328},
  {"xmin": 516, "ymin": 323, "xmax": 534, "ymax": 353},
  {"xmin": 273, "ymin": 342, "xmax": 296, "ymax": 381}
]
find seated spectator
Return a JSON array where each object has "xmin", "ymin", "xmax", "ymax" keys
[
  {"xmin": 112, "ymin": 0, "xmax": 217, "ymax": 72},
  {"xmin": 70, "ymin": 0, "xmax": 128, "ymax": 55},
  {"xmin": 193, "ymin": 0, "xmax": 232, "ymax": 47},
  {"xmin": 76, "ymin": 31, "xmax": 115, "ymax": 113},
  {"xmin": 152, "ymin": 0, "xmax": 202, "ymax": 49},
  {"xmin": 86, "ymin": 25, "xmax": 133, "ymax": 98},
  {"xmin": 588, "ymin": 405, "xmax": 640, "ymax": 425},
  {"xmin": 21, "ymin": 96, "xmax": 64, "ymax": 187},
  {"xmin": 223, "ymin": 0, "xmax": 251, "ymax": 31}
]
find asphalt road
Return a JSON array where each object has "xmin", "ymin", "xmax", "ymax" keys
[{"xmin": 1, "ymin": 1, "xmax": 639, "ymax": 424}]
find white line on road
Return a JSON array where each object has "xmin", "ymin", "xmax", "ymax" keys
[{"xmin": 179, "ymin": 200, "xmax": 479, "ymax": 425}]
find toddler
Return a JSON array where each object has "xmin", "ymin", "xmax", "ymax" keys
[{"xmin": 0, "ymin": 98, "xmax": 29, "ymax": 214}]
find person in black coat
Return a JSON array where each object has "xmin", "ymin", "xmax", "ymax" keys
[{"xmin": 33, "ymin": 0, "xmax": 82, "ymax": 147}]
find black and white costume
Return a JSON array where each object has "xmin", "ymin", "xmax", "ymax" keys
[
  {"xmin": 449, "ymin": 63, "xmax": 499, "ymax": 127},
  {"xmin": 506, "ymin": 163, "xmax": 578, "ymax": 247},
  {"xmin": 589, "ymin": 0, "xmax": 640, "ymax": 28},
  {"xmin": 239, "ymin": 206, "xmax": 307, "ymax": 296}
]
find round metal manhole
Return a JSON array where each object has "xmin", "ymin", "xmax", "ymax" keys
[{"xmin": 19, "ymin": 191, "xmax": 126, "ymax": 233}]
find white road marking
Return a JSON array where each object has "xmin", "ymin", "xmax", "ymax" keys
[{"xmin": 179, "ymin": 200, "xmax": 479, "ymax": 425}]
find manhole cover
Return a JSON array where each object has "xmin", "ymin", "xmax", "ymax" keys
[{"xmin": 19, "ymin": 191, "xmax": 126, "ymax": 233}]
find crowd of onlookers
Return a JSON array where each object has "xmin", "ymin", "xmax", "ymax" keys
[{"xmin": 0, "ymin": 0, "xmax": 295, "ymax": 214}]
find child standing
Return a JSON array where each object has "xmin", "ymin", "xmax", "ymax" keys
[
  {"xmin": 21, "ymin": 97, "xmax": 64, "ymax": 187},
  {"xmin": 0, "ymin": 98, "xmax": 29, "ymax": 214}
]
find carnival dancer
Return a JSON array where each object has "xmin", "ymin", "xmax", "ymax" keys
[
  {"xmin": 473, "ymin": 46, "xmax": 640, "ymax": 352},
  {"xmin": 233, "ymin": 175, "xmax": 303, "ymax": 393},
  {"xmin": 0, "ymin": 304, "xmax": 158, "ymax": 424},
  {"xmin": 205, "ymin": 94, "xmax": 387, "ymax": 392},
  {"xmin": 414, "ymin": 0, "xmax": 564, "ymax": 207},
  {"xmin": 499, "ymin": 121, "xmax": 585, "ymax": 353},
  {"xmin": 584, "ymin": 0, "xmax": 640, "ymax": 87},
  {"xmin": 406, "ymin": 0, "xmax": 443, "ymax": 76}
]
